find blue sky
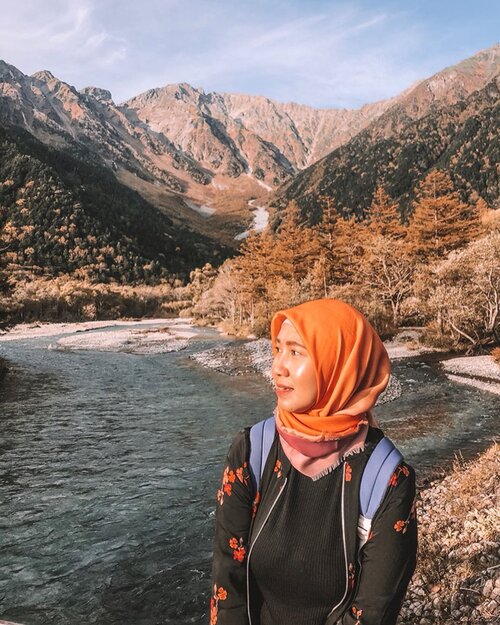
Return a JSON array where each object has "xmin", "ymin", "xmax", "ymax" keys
[{"xmin": 0, "ymin": 0, "xmax": 498, "ymax": 108}]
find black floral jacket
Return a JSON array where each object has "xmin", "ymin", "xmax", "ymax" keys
[{"xmin": 210, "ymin": 426, "xmax": 417, "ymax": 625}]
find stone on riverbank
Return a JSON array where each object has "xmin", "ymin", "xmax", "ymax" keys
[{"xmin": 399, "ymin": 443, "xmax": 499, "ymax": 625}]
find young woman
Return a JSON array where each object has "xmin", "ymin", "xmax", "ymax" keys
[{"xmin": 210, "ymin": 299, "xmax": 417, "ymax": 625}]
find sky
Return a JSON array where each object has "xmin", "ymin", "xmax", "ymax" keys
[{"xmin": 0, "ymin": 0, "xmax": 498, "ymax": 108}]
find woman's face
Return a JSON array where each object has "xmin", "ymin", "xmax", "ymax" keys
[{"xmin": 272, "ymin": 320, "xmax": 317, "ymax": 413}]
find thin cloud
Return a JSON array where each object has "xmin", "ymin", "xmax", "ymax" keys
[{"xmin": 0, "ymin": 0, "xmax": 127, "ymax": 86}]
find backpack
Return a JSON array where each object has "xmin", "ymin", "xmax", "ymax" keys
[{"xmin": 249, "ymin": 417, "xmax": 403, "ymax": 549}]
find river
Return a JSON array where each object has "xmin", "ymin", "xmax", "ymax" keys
[{"xmin": 0, "ymin": 322, "xmax": 498, "ymax": 625}]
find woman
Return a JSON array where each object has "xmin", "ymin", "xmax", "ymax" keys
[{"xmin": 211, "ymin": 299, "xmax": 417, "ymax": 625}]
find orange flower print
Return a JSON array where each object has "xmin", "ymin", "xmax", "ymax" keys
[
  {"xmin": 210, "ymin": 584, "xmax": 227, "ymax": 625},
  {"xmin": 217, "ymin": 587, "xmax": 227, "ymax": 600},
  {"xmin": 252, "ymin": 491, "xmax": 261, "ymax": 518},
  {"xmin": 274, "ymin": 459, "xmax": 282, "ymax": 479},
  {"xmin": 217, "ymin": 464, "xmax": 249, "ymax": 505},
  {"xmin": 351, "ymin": 604, "xmax": 363, "ymax": 623},
  {"xmin": 229, "ymin": 536, "xmax": 247, "ymax": 562},
  {"xmin": 389, "ymin": 465, "xmax": 410, "ymax": 488},
  {"xmin": 210, "ymin": 598, "xmax": 217, "ymax": 625},
  {"xmin": 394, "ymin": 519, "xmax": 407, "ymax": 533},
  {"xmin": 345, "ymin": 462, "xmax": 352, "ymax": 482},
  {"xmin": 236, "ymin": 462, "xmax": 249, "ymax": 483}
]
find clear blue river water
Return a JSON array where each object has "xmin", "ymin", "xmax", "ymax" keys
[{"xmin": 0, "ymin": 323, "xmax": 498, "ymax": 625}]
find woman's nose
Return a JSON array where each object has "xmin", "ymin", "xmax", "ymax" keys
[{"xmin": 272, "ymin": 352, "xmax": 289, "ymax": 377}]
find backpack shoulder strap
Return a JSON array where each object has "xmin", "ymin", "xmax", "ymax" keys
[
  {"xmin": 249, "ymin": 417, "xmax": 276, "ymax": 493},
  {"xmin": 358, "ymin": 436, "xmax": 403, "ymax": 549}
]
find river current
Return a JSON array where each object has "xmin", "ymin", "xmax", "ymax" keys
[{"xmin": 0, "ymin": 323, "xmax": 498, "ymax": 625}]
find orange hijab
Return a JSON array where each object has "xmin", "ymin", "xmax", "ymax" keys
[{"xmin": 271, "ymin": 299, "xmax": 391, "ymax": 444}]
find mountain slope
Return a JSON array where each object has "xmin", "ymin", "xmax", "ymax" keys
[
  {"xmin": 271, "ymin": 50, "xmax": 500, "ymax": 222},
  {"xmin": 0, "ymin": 124, "xmax": 227, "ymax": 282},
  {"xmin": 1, "ymin": 44, "xmax": 498, "ymax": 241}
]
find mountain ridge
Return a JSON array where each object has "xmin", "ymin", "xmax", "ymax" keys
[{"xmin": 1, "ymin": 44, "xmax": 498, "ymax": 242}]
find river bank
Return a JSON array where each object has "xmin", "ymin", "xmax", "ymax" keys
[
  {"xmin": 441, "ymin": 355, "xmax": 500, "ymax": 395},
  {"xmin": 0, "ymin": 318, "xmax": 197, "ymax": 354},
  {"xmin": 400, "ymin": 443, "xmax": 499, "ymax": 625}
]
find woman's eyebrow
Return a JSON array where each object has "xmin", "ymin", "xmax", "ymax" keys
[{"xmin": 275, "ymin": 338, "xmax": 306, "ymax": 348}]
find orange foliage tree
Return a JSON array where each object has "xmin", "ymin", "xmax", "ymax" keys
[{"xmin": 406, "ymin": 170, "xmax": 481, "ymax": 260}]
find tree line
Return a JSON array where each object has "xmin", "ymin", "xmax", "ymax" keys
[
  {"xmin": 1, "ymin": 165, "xmax": 499, "ymax": 354},
  {"xmin": 192, "ymin": 170, "xmax": 500, "ymax": 352}
]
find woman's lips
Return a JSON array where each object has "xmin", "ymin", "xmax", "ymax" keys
[{"xmin": 275, "ymin": 384, "xmax": 294, "ymax": 395}]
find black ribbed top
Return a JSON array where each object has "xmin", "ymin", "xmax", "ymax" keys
[{"xmin": 250, "ymin": 465, "xmax": 346, "ymax": 625}]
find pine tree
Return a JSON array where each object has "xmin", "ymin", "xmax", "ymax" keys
[
  {"xmin": 272, "ymin": 201, "xmax": 319, "ymax": 284},
  {"xmin": 314, "ymin": 195, "xmax": 365, "ymax": 288},
  {"xmin": 332, "ymin": 214, "xmax": 366, "ymax": 285},
  {"xmin": 407, "ymin": 170, "xmax": 481, "ymax": 260},
  {"xmin": 364, "ymin": 186, "xmax": 404, "ymax": 239}
]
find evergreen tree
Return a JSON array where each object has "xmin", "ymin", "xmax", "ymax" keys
[
  {"xmin": 364, "ymin": 186, "xmax": 404, "ymax": 239},
  {"xmin": 315, "ymin": 195, "xmax": 365, "ymax": 288},
  {"xmin": 407, "ymin": 170, "xmax": 481, "ymax": 260},
  {"xmin": 272, "ymin": 201, "xmax": 319, "ymax": 284}
]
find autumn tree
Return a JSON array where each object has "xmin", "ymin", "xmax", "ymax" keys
[
  {"xmin": 406, "ymin": 170, "xmax": 481, "ymax": 260},
  {"xmin": 476, "ymin": 196, "xmax": 500, "ymax": 231},
  {"xmin": 356, "ymin": 235, "xmax": 414, "ymax": 327},
  {"xmin": 231, "ymin": 231, "xmax": 276, "ymax": 327},
  {"xmin": 272, "ymin": 201, "xmax": 320, "ymax": 284},
  {"xmin": 188, "ymin": 263, "xmax": 218, "ymax": 309},
  {"xmin": 314, "ymin": 195, "xmax": 367, "ymax": 289},
  {"xmin": 421, "ymin": 231, "xmax": 500, "ymax": 350},
  {"xmin": 193, "ymin": 259, "xmax": 245, "ymax": 327},
  {"xmin": 364, "ymin": 186, "xmax": 404, "ymax": 239}
]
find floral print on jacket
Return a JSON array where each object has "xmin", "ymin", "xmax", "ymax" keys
[{"xmin": 210, "ymin": 427, "xmax": 417, "ymax": 625}]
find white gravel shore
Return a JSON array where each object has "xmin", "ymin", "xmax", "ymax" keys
[
  {"xmin": 0, "ymin": 319, "xmax": 197, "ymax": 354},
  {"xmin": 0, "ymin": 319, "xmax": 189, "ymax": 341},
  {"xmin": 441, "ymin": 355, "xmax": 500, "ymax": 395},
  {"xmin": 52, "ymin": 325, "xmax": 196, "ymax": 354}
]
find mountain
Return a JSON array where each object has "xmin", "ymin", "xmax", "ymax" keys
[
  {"xmin": 124, "ymin": 84, "xmax": 399, "ymax": 180},
  {"xmin": 0, "ymin": 60, "xmax": 400, "ymax": 238},
  {"xmin": 0, "ymin": 124, "xmax": 228, "ymax": 282},
  {"xmin": 1, "ymin": 44, "xmax": 498, "ymax": 244},
  {"xmin": 271, "ymin": 45, "xmax": 500, "ymax": 221}
]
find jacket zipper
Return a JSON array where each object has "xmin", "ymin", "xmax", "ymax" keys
[
  {"xmin": 326, "ymin": 463, "xmax": 348, "ymax": 620},
  {"xmin": 246, "ymin": 477, "xmax": 288, "ymax": 625}
]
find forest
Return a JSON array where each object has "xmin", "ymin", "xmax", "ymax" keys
[
  {"xmin": 190, "ymin": 170, "xmax": 500, "ymax": 353},
  {"xmin": 1, "ymin": 157, "xmax": 499, "ymax": 355}
]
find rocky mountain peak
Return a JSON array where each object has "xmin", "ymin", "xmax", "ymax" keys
[
  {"xmin": 80, "ymin": 86, "xmax": 114, "ymax": 105},
  {"xmin": 0, "ymin": 59, "xmax": 26, "ymax": 82},
  {"xmin": 31, "ymin": 69, "xmax": 56, "ymax": 83}
]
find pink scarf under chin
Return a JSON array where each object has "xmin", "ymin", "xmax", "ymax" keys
[{"xmin": 277, "ymin": 418, "xmax": 368, "ymax": 481}]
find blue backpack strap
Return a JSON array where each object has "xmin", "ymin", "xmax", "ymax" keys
[
  {"xmin": 360, "ymin": 436, "xmax": 403, "ymax": 519},
  {"xmin": 249, "ymin": 417, "xmax": 276, "ymax": 493}
]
